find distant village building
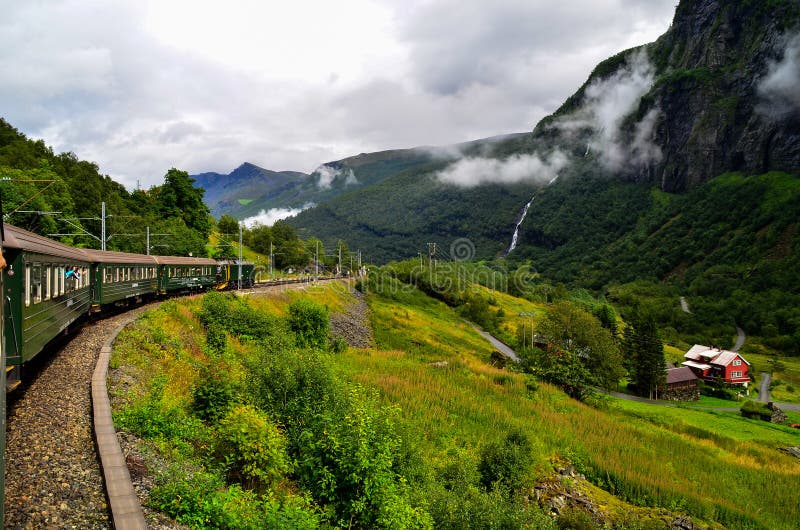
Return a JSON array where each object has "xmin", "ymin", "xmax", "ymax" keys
[
  {"xmin": 681, "ymin": 345, "xmax": 750, "ymax": 387},
  {"xmin": 664, "ymin": 366, "xmax": 699, "ymax": 401}
]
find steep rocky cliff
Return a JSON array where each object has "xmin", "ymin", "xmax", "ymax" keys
[{"xmin": 535, "ymin": 0, "xmax": 800, "ymax": 192}]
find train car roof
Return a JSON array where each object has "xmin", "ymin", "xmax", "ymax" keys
[
  {"xmin": 2, "ymin": 224, "xmax": 92, "ymax": 262},
  {"xmin": 82, "ymin": 248, "xmax": 160, "ymax": 265},
  {"xmin": 152, "ymin": 255, "xmax": 218, "ymax": 266}
]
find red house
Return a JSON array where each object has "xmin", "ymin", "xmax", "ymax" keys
[{"xmin": 681, "ymin": 345, "xmax": 750, "ymax": 387}]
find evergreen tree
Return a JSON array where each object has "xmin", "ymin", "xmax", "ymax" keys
[{"xmin": 624, "ymin": 310, "xmax": 665, "ymax": 399}]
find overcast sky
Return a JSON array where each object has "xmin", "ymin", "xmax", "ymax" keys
[{"xmin": 0, "ymin": 0, "xmax": 676, "ymax": 189}]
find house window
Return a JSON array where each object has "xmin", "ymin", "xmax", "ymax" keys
[
  {"xmin": 733, "ymin": 359, "xmax": 741, "ymax": 366},
  {"xmin": 731, "ymin": 371, "xmax": 742, "ymax": 378}
]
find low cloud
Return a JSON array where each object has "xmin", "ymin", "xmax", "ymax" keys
[
  {"xmin": 242, "ymin": 203, "xmax": 314, "ymax": 227},
  {"xmin": 314, "ymin": 164, "xmax": 359, "ymax": 189},
  {"xmin": 758, "ymin": 33, "xmax": 800, "ymax": 117},
  {"xmin": 556, "ymin": 48, "xmax": 661, "ymax": 171},
  {"xmin": 436, "ymin": 150, "xmax": 568, "ymax": 187}
]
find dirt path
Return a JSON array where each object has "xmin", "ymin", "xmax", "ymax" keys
[
  {"xmin": 758, "ymin": 372, "xmax": 772, "ymax": 403},
  {"xmin": 473, "ymin": 327, "xmax": 520, "ymax": 362}
]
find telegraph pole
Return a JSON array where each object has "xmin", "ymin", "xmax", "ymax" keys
[
  {"xmin": 315, "ymin": 240, "xmax": 319, "ymax": 281},
  {"xmin": 427, "ymin": 242, "xmax": 436, "ymax": 269},
  {"xmin": 269, "ymin": 241, "xmax": 273, "ymax": 279},
  {"xmin": 338, "ymin": 243, "xmax": 342, "ymax": 277},
  {"xmin": 101, "ymin": 202, "xmax": 106, "ymax": 251},
  {"xmin": 146, "ymin": 226, "xmax": 149, "ymax": 255},
  {"xmin": 238, "ymin": 223, "xmax": 243, "ymax": 290}
]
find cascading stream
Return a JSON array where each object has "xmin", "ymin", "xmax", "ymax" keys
[{"xmin": 505, "ymin": 175, "xmax": 559, "ymax": 256}]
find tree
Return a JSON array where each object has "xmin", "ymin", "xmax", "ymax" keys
[
  {"xmin": 217, "ymin": 214, "xmax": 240, "ymax": 238},
  {"xmin": 154, "ymin": 168, "xmax": 211, "ymax": 240},
  {"xmin": 623, "ymin": 310, "xmax": 665, "ymax": 399},
  {"xmin": 533, "ymin": 302, "xmax": 624, "ymax": 395}
]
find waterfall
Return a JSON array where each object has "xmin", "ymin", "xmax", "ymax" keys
[
  {"xmin": 505, "ymin": 175, "xmax": 560, "ymax": 256},
  {"xmin": 505, "ymin": 196, "xmax": 535, "ymax": 255}
]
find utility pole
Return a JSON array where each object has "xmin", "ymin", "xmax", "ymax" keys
[
  {"xmin": 357, "ymin": 249, "xmax": 362, "ymax": 277},
  {"xmin": 269, "ymin": 241, "xmax": 273, "ymax": 279},
  {"xmin": 146, "ymin": 226, "xmax": 149, "ymax": 255},
  {"xmin": 101, "ymin": 201, "xmax": 106, "ymax": 251},
  {"xmin": 427, "ymin": 242, "xmax": 436, "ymax": 269},
  {"xmin": 338, "ymin": 243, "xmax": 342, "ymax": 277},
  {"xmin": 315, "ymin": 240, "xmax": 319, "ymax": 281},
  {"xmin": 238, "ymin": 223, "xmax": 243, "ymax": 290}
]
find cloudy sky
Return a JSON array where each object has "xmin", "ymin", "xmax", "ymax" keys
[{"xmin": 0, "ymin": 0, "xmax": 675, "ymax": 189}]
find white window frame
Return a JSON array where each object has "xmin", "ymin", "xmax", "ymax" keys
[
  {"xmin": 731, "ymin": 370, "xmax": 742, "ymax": 378},
  {"xmin": 25, "ymin": 264, "xmax": 31, "ymax": 307},
  {"xmin": 733, "ymin": 359, "xmax": 741, "ymax": 366}
]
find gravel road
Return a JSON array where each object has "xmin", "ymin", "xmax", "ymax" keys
[{"xmin": 4, "ymin": 307, "xmax": 151, "ymax": 529}]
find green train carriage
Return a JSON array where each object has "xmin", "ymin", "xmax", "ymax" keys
[
  {"xmin": 2, "ymin": 225, "xmax": 92, "ymax": 388},
  {"xmin": 154, "ymin": 255, "xmax": 219, "ymax": 294},
  {"xmin": 215, "ymin": 259, "xmax": 256, "ymax": 289},
  {"xmin": 83, "ymin": 250, "xmax": 159, "ymax": 310}
]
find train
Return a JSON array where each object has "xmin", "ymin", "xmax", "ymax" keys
[{"xmin": 1, "ymin": 223, "xmax": 257, "ymax": 391}]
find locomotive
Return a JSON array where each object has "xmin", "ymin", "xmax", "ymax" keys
[{"xmin": 1, "ymin": 224, "xmax": 256, "ymax": 390}]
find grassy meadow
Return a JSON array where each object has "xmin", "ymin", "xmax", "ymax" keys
[{"xmin": 111, "ymin": 280, "xmax": 800, "ymax": 529}]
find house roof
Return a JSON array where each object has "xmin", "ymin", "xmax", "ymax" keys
[
  {"xmin": 667, "ymin": 366, "xmax": 698, "ymax": 384},
  {"xmin": 682, "ymin": 360, "xmax": 712, "ymax": 371},
  {"xmin": 683, "ymin": 344, "xmax": 749, "ymax": 367}
]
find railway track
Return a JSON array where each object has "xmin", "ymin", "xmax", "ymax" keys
[{"xmin": 4, "ymin": 307, "xmax": 154, "ymax": 529}]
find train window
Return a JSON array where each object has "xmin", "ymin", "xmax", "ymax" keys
[
  {"xmin": 57, "ymin": 266, "xmax": 64, "ymax": 296},
  {"xmin": 82, "ymin": 267, "xmax": 88, "ymax": 288},
  {"xmin": 31, "ymin": 264, "xmax": 42, "ymax": 304},
  {"xmin": 104, "ymin": 267, "xmax": 112, "ymax": 284},
  {"xmin": 25, "ymin": 264, "xmax": 31, "ymax": 307},
  {"xmin": 44, "ymin": 266, "xmax": 51, "ymax": 301}
]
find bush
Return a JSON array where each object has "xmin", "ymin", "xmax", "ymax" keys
[
  {"xmin": 191, "ymin": 368, "xmax": 235, "ymax": 423},
  {"xmin": 149, "ymin": 469, "xmax": 321, "ymax": 529},
  {"xmin": 478, "ymin": 429, "xmax": 534, "ymax": 494},
  {"xmin": 328, "ymin": 336, "xmax": 348, "ymax": 354},
  {"xmin": 288, "ymin": 298, "xmax": 330, "ymax": 349},
  {"xmin": 206, "ymin": 323, "xmax": 227, "ymax": 355},
  {"xmin": 740, "ymin": 400, "xmax": 772, "ymax": 421},
  {"xmin": 216, "ymin": 405, "xmax": 292, "ymax": 491},
  {"xmin": 296, "ymin": 386, "xmax": 430, "ymax": 529},
  {"xmin": 246, "ymin": 349, "xmax": 342, "ymax": 438}
]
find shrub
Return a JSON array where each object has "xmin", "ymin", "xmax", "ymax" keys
[
  {"xmin": 245, "ymin": 349, "xmax": 342, "ymax": 437},
  {"xmin": 296, "ymin": 386, "xmax": 430, "ymax": 529},
  {"xmin": 206, "ymin": 323, "xmax": 227, "ymax": 355},
  {"xmin": 557, "ymin": 508, "xmax": 600, "ymax": 529},
  {"xmin": 149, "ymin": 469, "xmax": 321, "ymax": 529},
  {"xmin": 115, "ymin": 375, "xmax": 206, "ymax": 449},
  {"xmin": 478, "ymin": 429, "xmax": 534, "ymax": 494},
  {"xmin": 191, "ymin": 368, "xmax": 235, "ymax": 423},
  {"xmin": 216, "ymin": 405, "xmax": 292, "ymax": 491},
  {"xmin": 288, "ymin": 298, "xmax": 330, "ymax": 349},
  {"xmin": 740, "ymin": 400, "xmax": 772, "ymax": 421},
  {"xmin": 328, "ymin": 336, "xmax": 348, "ymax": 354}
]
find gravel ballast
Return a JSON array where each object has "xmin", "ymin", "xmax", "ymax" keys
[{"xmin": 4, "ymin": 308, "xmax": 151, "ymax": 529}]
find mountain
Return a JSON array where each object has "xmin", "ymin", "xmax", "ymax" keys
[
  {"xmin": 193, "ymin": 163, "xmax": 308, "ymax": 218},
  {"xmin": 199, "ymin": 134, "xmax": 527, "ymax": 221},
  {"xmin": 282, "ymin": 0, "xmax": 800, "ymax": 350}
]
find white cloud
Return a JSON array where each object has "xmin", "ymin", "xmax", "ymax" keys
[
  {"xmin": 436, "ymin": 151, "xmax": 568, "ymax": 187},
  {"xmin": 313, "ymin": 164, "xmax": 359, "ymax": 189},
  {"xmin": 556, "ymin": 49, "xmax": 661, "ymax": 171},
  {"xmin": 758, "ymin": 33, "xmax": 800, "ymax": 116},
  {"xmin": 0, "ymin": 0, "xmax": 676, "ymax": 189},
  {"xmin": 242, "ymin": 203, "xmax": 315, "ymax": 227}
]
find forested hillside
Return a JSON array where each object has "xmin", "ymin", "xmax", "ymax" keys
[
  {"xmin": 283, "ymin": 0, "xmax": 800, "ymax": 352},
  {"xmin": 0, "ymin": 118, "xmax": 211, "ymax": 256}
]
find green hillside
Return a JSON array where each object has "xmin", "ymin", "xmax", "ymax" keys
[{"xmin": 110, "ymin": 281, "xmax": 800, "ymax": 529}]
